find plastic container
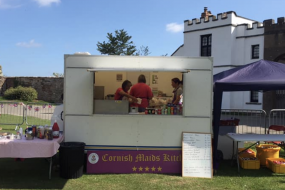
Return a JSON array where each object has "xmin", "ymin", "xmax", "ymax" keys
[
  {"xmin": 59, "ymin": 142, "xmax": 86, "ymax": 179},
  {"xmin": 238, "ymin": 148, "xmax": 256, "ymax": 157},
  {"xmin": 239, "ymin": 156, "xmax": 260, "ymax": 169},
  {"xmin": 256, "ymin": 144, "xmax": 281, "ymax": 165},
  {"xmin": 266, "ymin": 158, "xmax": 285, "ymax": 173}
]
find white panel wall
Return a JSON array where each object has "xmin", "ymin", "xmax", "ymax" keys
[
  {"xmin": 65, "ymin": 115, "xmax": 211, "ymax": 146},
  {"xmin": 65, "ymin": 68, "xmax": 93, "ymax": 115},
  {"xmin": 183, "ymin": 71, "xmax": 212, "ymax": 117}
]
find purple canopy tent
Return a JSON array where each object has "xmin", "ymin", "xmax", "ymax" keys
[{"xmin": 213, "ymin": 59, "xmax": 285, "ymax": 170}]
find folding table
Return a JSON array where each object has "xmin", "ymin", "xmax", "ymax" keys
[
  {"xmin": 226, "ymin": 133, "xmax": 285, "ymax": 172},
  {"xmin": 0, "ymin": 135, "xmax": 64, "ymax": 179}
]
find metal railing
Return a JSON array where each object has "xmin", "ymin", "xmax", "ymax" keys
[
  {"xmin": 0, "ymin": 101, "xmax": 284, "ymax": 136},
  {"xmin": 220, "ymin": 109, "xmax": 267, "ymax": 134},
  {"xmin": 268, "ymin": 109, "xmax": 285, "ymax": 134},
  {"xmin": 25, "ymin": 103, "xmax": 60, "ymax": 126},
  {"xmin": 0, "ymin": 102, "xmax": 61, "ymax": 127},
  {"xmin": 0, "ymin": 102, "xmax": 25, "ymax": 125}
]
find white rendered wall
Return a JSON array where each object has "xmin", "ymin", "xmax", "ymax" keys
[{"xmin": 174, "ymin": 12, "xmax": 264, "ymax": 110}]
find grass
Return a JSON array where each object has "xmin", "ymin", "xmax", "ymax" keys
[
  {"xmin": 0, "ymin": 159, "xmax": 285, "ymax": 190},
  {"xmin": 0, "ymin": 96, "xmax": 51, "ymax": 104},
  {"xmin": 0, "ymin": 114, "xmax": 51, "ymax": 133},
  {"xmin": 1, "ymin": 142, "xmax": 285, "ymax": 190}
]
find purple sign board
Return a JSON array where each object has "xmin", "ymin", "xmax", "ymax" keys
[{"xmin": 87, "ymin": 150, "xmax": 182, "ymax": 174}]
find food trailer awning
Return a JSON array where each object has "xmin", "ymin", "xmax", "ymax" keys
[{"xmin": 87, "ymin": 68, "xmax": 190, "ymax": 73}]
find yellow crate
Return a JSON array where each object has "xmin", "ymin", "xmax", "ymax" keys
[
  {"xmin": 266, "ymin": 158, "xmax": 285, "ymax": 174},
  {"xmin": 238, "ymin": 148, "xmax": 256, "ymax": 157},
  {"xmin": 256, "ymin": 144, "xmax": 281, "ymax": 165},
  {"xmin": 239, "ymin": 156, "xmax": 260, "ymax": 169}
]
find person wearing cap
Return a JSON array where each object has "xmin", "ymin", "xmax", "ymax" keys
[
  {"xmin": 114, "ymin": 80, "xmax": 138, "ymax": 103},
  {"xmin": 130, "ymin": 74, "xmax": 153, "ymax": 112}
]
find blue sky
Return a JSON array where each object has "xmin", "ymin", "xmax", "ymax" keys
[{"xmin": 0, "ymin": 0, "xmax": 284, "ymax": 76}]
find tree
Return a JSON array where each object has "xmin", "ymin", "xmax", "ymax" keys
[
  {"xmin": 135, "ymin": 46, "xmax": 151, "ymax": 56},
  {"xmin": 53, "ymin": 73, "xmax": 64, "ymax": 77},
  {"xmin": 97, "ymin": 29, "xmax": 137, "ymax": 55}
]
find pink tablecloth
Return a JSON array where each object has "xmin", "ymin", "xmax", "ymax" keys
[{"xmin": 0, "ymin": 135, "xmax": 64, "ymax": 158}]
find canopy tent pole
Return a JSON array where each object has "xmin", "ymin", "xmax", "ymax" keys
[{"xmin": 213, "ymin": 86, "xmax": 223, "ymax": 171}]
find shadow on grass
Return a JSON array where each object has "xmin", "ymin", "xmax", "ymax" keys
[
  {"xmin": 0, "ymin": 158, "xmax": 68, "ymax": 189},
  {"xmin": 215, "ymin": 160, "xmax": 285, "ymax": 177}
]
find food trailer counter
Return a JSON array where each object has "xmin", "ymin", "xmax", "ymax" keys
[{"xmin": 64, "ymin": 55, "xmax": 213, "ymax": 174}]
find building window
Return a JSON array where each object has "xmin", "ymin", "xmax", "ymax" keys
[
  {"xmin": 252, "ymin": 45, "xmax": 259, "ymax": 59},
  {"xmin": 201, "ymin": 34, "xmax": 212, "ymax": 57},
  {"xmin": 250, "ymin": 91, "xmax": 259, "ymax": 102}
]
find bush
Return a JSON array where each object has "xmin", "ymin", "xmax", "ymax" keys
[{"xmin": 4, "ymin": 86, "xmax": 38, "ymax": 101}]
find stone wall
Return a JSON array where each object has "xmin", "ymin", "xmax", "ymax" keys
[
  {"xmin": 263, "ymin": 18, "xmax": 285, "ymax": 113},
  {"xmin": 0, "ymin": 77, "xmax": 63, "ymax": 103}
]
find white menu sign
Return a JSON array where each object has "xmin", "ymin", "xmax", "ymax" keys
[{"xmin": 182, "ymin": 132, "xmax": 212, "ymax": 178}]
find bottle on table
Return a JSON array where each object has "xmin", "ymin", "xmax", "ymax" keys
[
  {"xmin": 173, "ymin": 106, "xmax": 177, "ymax": 115},
  {"xmin": 52, "ymin": 120, "xmax": 60, "ymax": 139},
  {"xmin": 167, "ymin": 104, "xmax": 171, "ymax": 115}
]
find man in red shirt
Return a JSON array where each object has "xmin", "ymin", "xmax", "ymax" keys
[{"xmin": 130, "ymin": 75, "xmax": 153, "ymax": 112}]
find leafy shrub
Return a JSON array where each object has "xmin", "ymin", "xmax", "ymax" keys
[{"xmin": 4, "ymin": 86, "xmax": 38, "ymax": 101}]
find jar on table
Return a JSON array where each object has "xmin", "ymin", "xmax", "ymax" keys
[{"xmin": 37, "ymin": 126, "xmax": 44, "ymax": 139}]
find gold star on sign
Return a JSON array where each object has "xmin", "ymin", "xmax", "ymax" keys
[
  {"xmin": 132, "ymin": 166, "xmax": 137, "ymax": 172},
  {"xmin": 151, "ymin": 167, "xmax": 156, "ymax": 172},
  {"xmin": 139, "ymin": 167, "xmax": 143, "ymax": 171},
  {"xmin": 157, "ymin": 166, "xmax": 162, "ymax": 172},
  {"xmin": 145, "ymin": 167, "xmax": 149, "ymax": 172}
]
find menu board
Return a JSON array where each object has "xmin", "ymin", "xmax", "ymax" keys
[{"xmin": 182, "ymin": 132, "xmax": 212, "ymax": 178}]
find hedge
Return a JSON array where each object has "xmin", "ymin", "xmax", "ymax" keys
[{"xmin": 4, "ymin": 86, "xmax": 38, "ymax": 101}]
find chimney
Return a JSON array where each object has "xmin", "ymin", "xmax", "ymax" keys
[{"xmin": 201, "ymin": 7, "xmax": 212, "ymax": 21}]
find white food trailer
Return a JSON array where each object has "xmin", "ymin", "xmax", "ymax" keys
[{"xmin": 64, "ymin": 55, "xmax": 213, "ymax": 174}]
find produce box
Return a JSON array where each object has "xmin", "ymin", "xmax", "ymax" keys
[
  {"xmin": 256, "ymin": 144, "xmax": 281, "ymax": 165},
  {"xmin": 238, "ymin": 148, "xmax": 256, "ymax": 157},
  {"xmin": 266, "ymin": 158, "xmax": 285, "ymax": 174},
  {"xmin": 239, "ymin": 156, "xmax": 260, "ymax": 169}
]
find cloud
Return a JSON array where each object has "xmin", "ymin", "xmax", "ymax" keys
[
  {"xmin": 0, "ymin": 0, "xmax": 21, "ymax": 9},
  {"xmin": 166, "ymin": 23, "xmax": 184, "ymax": 33},
  {"xmin": 33, "ymin": 0, "xmax": 61, "ymax": 7},
  {"xmin": 16, "ymin": 40, "xmax": 42, "ymax": 48}
]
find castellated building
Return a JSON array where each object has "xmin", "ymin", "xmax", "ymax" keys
[{"xmin": 172, "ymin": 8, "xmax": 285, "ymax": 111}]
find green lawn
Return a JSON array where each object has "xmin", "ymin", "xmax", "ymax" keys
[
  {"xmin": 0, "ymin": 159, "xmax": 285, "ymax": 190},
  {"xmin": 0, "ymin": 114, "xmax": 51, "ymax": 133}
]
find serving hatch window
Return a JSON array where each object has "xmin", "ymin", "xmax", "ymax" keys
[{"xmin": 92, "ymin": 70, "xmax": 184, "ymax": 115}]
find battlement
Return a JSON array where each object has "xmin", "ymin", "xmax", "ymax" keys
[
  {"xmin": 184, "ymin": 11, "xmax": 229, "ymax": 25},
  {"xmin": 263, "ymin": 17, "xmax": 285, "ymax": 27},
  {"xmin": 183, "ymin": 11, "xmax": 258, "ymax": 33},
  {"xmin": 236, "ymin": 21, "xmax": 264, "ymax": 30}
]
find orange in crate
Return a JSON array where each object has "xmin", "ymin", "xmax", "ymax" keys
[
  {"xmin": 266, "ymin": 158, "xmax": 285, "ymax": 173},
  {"xmin": 238, "ymin": 148, "xmax": 256, "ymax": 157},
  {"xmin": 239, "ymin": 155, "xmax": 260, "ymax": 169},
  {"xmin": 256, "ymin": 144, "xmax": 281, "ymax": 165}
]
